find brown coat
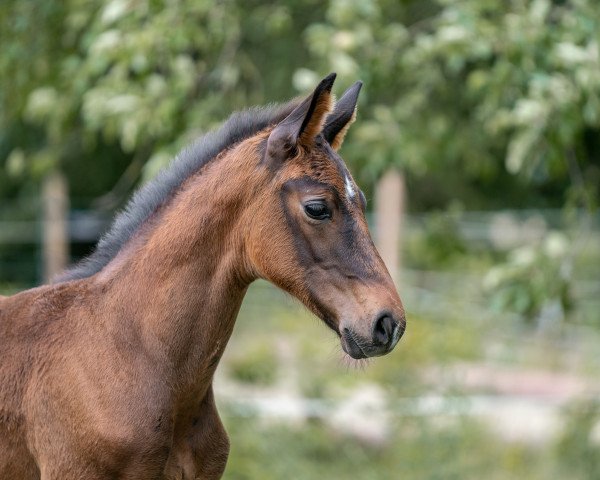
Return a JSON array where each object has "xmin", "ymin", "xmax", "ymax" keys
[{"xmin": 0, "ymin": 75, "xmax": 404, "ymax": 479}]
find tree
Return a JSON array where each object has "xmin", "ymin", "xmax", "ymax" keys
[
  {"xmin": 0, "ymin": 0, "xmax": 326, "ymax": 283},
  {"xmin": 1, "ymin": 0, "xmax": 328, "ymax": 201},
  {"xmin": 302, "ymin": 0, "xmax": 600, "ymax": 210}
]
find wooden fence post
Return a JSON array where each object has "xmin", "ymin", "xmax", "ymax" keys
[
  {"xmin": 375, "ymin": 169, "xmax": 405, "ymax": 282},
  {"xmin": 42, "ymin": 171, "xmax": 69, "ymax": 283}
]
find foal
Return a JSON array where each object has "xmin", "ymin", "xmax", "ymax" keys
[{"xmin": 0, "ymin": 74, "xmax": 405, "ymax": 479}]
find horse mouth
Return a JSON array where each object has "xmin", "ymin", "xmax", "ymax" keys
[{"xmin": 341, "ymin": 328, "xmax": 368, "ymax": 359}]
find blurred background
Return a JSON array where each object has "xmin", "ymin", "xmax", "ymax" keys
[{"xmin": 1, "ymin": 0, "xmax": 600, "ymax": 478}]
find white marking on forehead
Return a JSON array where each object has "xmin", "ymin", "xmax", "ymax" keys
[{"xmin": 344, "ymin": 173, "xmax": 356, "ymax": 199}]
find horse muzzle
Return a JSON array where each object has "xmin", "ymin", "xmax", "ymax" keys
[{"xmin": 340, "ymin": 312, "xmax": 406, "ymax": 359}]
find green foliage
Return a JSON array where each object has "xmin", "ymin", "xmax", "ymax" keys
[
  {"xmin": 0, "ymin": 0, "xmax": 326, "ymax": 283},
  {"xmin": 555, "ymin": 400, "xmax": 600, "ymax": 480},
  {"xmin": 303, "ymin": 0, "xmax": 600, "ymax": 208},
  {"xmin": 3, "ymin": 0, "xmax": 600, "ymax": 212},
  {"xmin": 228, "ymin": 342, "xmax": 278, "ymax": 386},
  {"xmin": 483, "ymin": 232, "xmax": 573, "ymax": 321},
  {"xmin": 405, "ymin": 206, "xmax": 468, "ymax": 269},
  {"xmin": 0, "ymin": 0, "xmax": 325, "ymax": 195},
  {"xmin": 222, "ymin": 413, "xmax": 554, "ymax": 480}
]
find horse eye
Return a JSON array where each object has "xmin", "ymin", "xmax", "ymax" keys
[{"xmin": 304, "ymin": 202, "xmax": 330, "ymax": 220}]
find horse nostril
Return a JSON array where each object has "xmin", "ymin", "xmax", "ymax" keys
[{"xmin": 373, "ymin": 314, "xmax": 395, "ymax": 346}]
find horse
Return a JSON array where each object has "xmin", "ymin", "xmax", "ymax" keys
[{"xmin": 0, "ymin": 73, "xmax": 405, "ymax": 479}]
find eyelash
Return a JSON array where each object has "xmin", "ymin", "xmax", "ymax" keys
[{"xmin": 304, "ymin": 202, "xmax": 331, "ymax": 220}]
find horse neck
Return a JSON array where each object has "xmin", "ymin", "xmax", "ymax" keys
[{"xmin": 95, "ymin": 137, "xmax": 266, "ymax": 391}]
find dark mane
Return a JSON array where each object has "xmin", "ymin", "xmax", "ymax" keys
[{"xmin": 58, "ymin": 100, "xmax": 299, "ymax": 282}]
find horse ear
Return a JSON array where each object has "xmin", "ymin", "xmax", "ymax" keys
[
  {"xmin": 323, "ymin": 81, "xmax": 362, "ymax": 151},
  {"xmin": 267, "ymin": 73, "xmax": 336, "ymax": 157}
]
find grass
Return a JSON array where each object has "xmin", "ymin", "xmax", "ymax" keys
[
  {"xmin": 220, "ymin": 409, "xmax": 595, "ymax": 480},
  {"xmin": 227, "ymin": 340, "xmax": 279, "ymax": 386},
  {"xmin": 218, "ymin": 272, "xmax": 600, "ymax": 480}
]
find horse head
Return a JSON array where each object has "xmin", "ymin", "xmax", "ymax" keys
[{"xmin": 246, "ymin": 74, "xmax": 406, "ymax": 359}]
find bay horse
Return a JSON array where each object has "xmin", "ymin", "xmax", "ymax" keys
[{"xmin": 0, "ymin": 74, "xmax": 405, "ymax": 479}]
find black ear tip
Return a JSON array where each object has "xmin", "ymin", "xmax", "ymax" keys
[
  {"xmin": 320, "ymin": 72, "xmax": 337, "ymax": 91},
  {"xmin": 350, "ymin": 81, "xmax": 363, "ymax": 95},
  {"xmin": 335, "ymin": 81, "xmax": 363, "ymax": 108}
]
